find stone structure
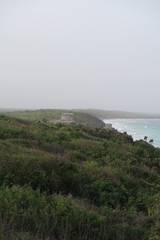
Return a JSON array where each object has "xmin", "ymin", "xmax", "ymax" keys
[
  {"xmin": 49, "ymin": 113, "xmax": 75, "ymax": 124},
  {"xmin": 61, "ymin": 113, "xmax": 75, "ymax": 123}
]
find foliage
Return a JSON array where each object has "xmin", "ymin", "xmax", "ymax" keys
[{"xmin": 0, "ymin": 115, "xmax": 160, "ymax": 239}]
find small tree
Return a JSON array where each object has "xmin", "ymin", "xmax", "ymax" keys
[{"xmin": 144, "ymin": 136, "xmax": 148, "ymax": 141}]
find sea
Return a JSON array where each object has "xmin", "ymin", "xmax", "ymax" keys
[{"xmin": 104, "ymin": 119, "xmax": 160, "ymax": 148}]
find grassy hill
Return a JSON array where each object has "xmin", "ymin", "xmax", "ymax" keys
[
  {"xmin": 0, "ymin": 115, "xmax": 160, "ymax": 239},
  {"xmin": 2, "ymin": 109, "xmax": 105, "ymax": 128},
  {"xmin": 3, "ymin": 108, "xmax": 160, "ymax": 124}
]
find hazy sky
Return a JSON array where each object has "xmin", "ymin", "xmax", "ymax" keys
[{"xmin": 0, "ymin": 0, "xmax": 160, "ymax": 113}]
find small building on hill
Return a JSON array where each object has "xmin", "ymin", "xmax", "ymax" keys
[
  {"xmin": 49, "ymin": 113, "xmax": 75, "ymax": 124},
  {"xmin": 61, "ymin": 113, "xmax": 75, "ymax": 123}
]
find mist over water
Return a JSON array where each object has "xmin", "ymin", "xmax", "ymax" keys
[{"xmin": 104, "ymin": 119, "xmax": 160, "ymax": 147}]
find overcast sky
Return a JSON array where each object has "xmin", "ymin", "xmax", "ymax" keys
[{"xmin": 0, "ymin": 0, "xmax": 160, "ymax": 113}]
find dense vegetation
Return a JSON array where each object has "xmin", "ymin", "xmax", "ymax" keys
[{"xmin": 0, "ymin": 115, "xmax": 160, "ymax": 239}]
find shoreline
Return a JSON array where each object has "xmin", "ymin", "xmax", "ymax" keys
[{"xmin": 103, "ymin": 118, "xmax": 160, "ymax": 148}]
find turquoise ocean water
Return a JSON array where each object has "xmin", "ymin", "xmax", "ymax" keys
[{"xmin": 104, "ymin": 119, "xmax": 160, "ymax": 148}]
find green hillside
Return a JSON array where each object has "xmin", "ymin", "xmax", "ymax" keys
[
  {"xmin": 2, "ymin": 109, "xmax": 105, "ymax": 128},
  {"xmin": 0, "ymin": 115, "xmax": 160, "ymax": 239},
  {"xmin": 3, "ymin": 109, "xmax": 160, "ymax": 124}
]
